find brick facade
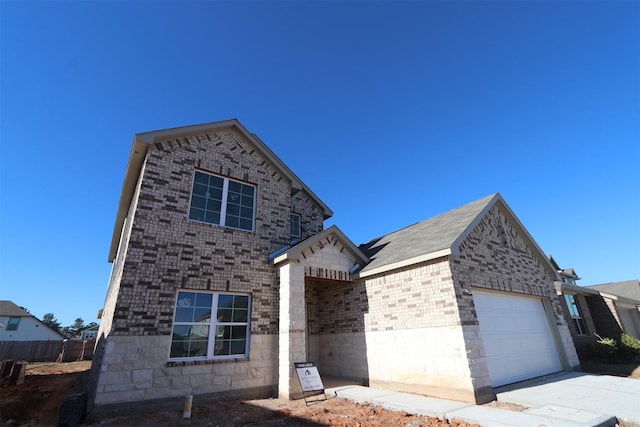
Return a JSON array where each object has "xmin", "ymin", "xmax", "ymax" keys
[
  {"xmin": 95, "ymin": 120, "xmax": 580, "ymax": 411},
  {"xmin": 94, "ymin": 124, "xmax": 325, "ymax": 409},
  {"xmin": 557, "ymin": 293, "xmax": 598, "ymax": 355},
  {"xmin": 306, "ymin": 204, "xmax": 578, "ymax": 404}
]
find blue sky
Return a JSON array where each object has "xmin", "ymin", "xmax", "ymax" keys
[{"xmin": 1, "ymin": 1, "xmax": 638, "ymax": 327}]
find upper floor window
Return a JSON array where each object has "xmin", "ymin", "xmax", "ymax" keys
[
  {"xmin": 290, "ymin": 213, "xmax": 301, "ymax": 238},
  {"xmin": 6, "ymin": 317, "xmax": 20, "ymax": 331},
  {"xmin": 564, "ymin": 294, "xmax": 588, "ymax": 335},
  {"xmin": 188, "ymin": 170, "xmax": 255, "ymax": 231},
  {"xmin": 170, "ymin": 290, "xmax": 251, "ymax": 361}
]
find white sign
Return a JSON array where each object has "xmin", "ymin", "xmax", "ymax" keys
[{"xmin": 294, "ymin": 362, "xmax": 324, "ymax": 392}]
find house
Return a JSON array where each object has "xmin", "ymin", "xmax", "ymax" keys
[
  {"xmin": 91, "ymin": 119, "xmax": 580, "ymax": 414},
  {"xmin": 0, "ymin": 301, "xmax": 65, "ymax": 341},
  {"xmin": 587, "ymin": 280, "xmax": 640, "ymax": 301},
  {"xmin": 586, "ymin": 280, "xmax": 640, "ymax": 339},
  {"xmin": 551, "ymin": 262, "xmax": 640, "ymax": 353},
  {"xmin": 549, "ymin": 258, "xmax": 599, "ymax": 353},
  {"xmin": 80, "ymin": 325, "xmax": 99, "ymax": 341}
]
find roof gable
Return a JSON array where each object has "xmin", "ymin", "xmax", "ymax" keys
[
  {"xmin": 109, "ymin": 119, "xmax": 333, "ymax": 261},
  {"xmin": 358, "ymin": 194, "xmax": 556, "ymax": 279},
  {"xmin": 271, "ymin": 225, "xmax": 369, "ymax": 269}
]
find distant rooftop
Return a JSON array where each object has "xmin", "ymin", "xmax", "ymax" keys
[{"xmin": 586, "ymin": 280, "xmax": 640, "ymax": 301}]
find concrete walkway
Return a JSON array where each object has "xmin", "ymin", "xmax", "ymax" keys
[{"xmin": 325, "ymin": 373, "xmax": 639, "ymax": 427}]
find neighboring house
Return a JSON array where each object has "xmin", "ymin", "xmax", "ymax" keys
[
  {"xmin": 92, "ymin": 119, "xmax": 579, "ymax": 414},
  {"xmin": 587, "ymin": 280, "xmax": 640, "ymax": 339},
  {"xmin": 552, "ymin": 264, "xmax": 640, "ymax": 352},
  {"xmin": 549, "ymin": 258, "xmax": 599, "ymax": 353},
  {"xmin": 0, "ymin": 301, "xmax": 65, "ymax": 341},
  {"xmin": 80, "ymin": 325, "xmax": 99, "ymax": 340},
  {"xmin": 587, "ymin": 280, "xmax": 640, "ymax": 301}
]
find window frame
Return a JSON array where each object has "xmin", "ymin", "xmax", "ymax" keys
[
  {"xmin": 564, "ymin": 293, "xmax": 588, "ymax": 335},
  {"xmin": 169, "ymin": 290, "xmax": 251, "ymax": 362},
  {"xmin": 290, "ymin": 212, "xmax": 301, "ymax": 238},
  {"xmin": 6, "ymin": 317, "xmax": 20, "ymax": 331},
  {"xmin": 188, "ymin": 170, "xmax": 256, "ymax": 232}
]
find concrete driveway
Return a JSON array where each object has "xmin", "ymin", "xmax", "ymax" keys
[
  {"xmin": 330, "ymin": 372, "xmax": 640, "ymax": 426},
  {"xmin": 496, "ymin": 372, "xmax": 640, "ymax": 426}
]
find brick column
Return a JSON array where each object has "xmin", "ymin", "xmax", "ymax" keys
[{"xmin": 278, "ymin": 261, "xmax": 306, "ymax": 399}]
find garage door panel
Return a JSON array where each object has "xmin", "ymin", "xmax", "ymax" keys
[{"xmin": 474, "ymin": 290, "xmax": 562, "ymax": 387}]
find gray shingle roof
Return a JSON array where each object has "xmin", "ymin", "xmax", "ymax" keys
[
  {"xmin": 358, "ymin": 194, "xmax": 498, "ymax": 275},
  {"xmin": 586, "ymin": 280, "xmax": 640, "ymax": 301},
  {"xmin": 0, "ymin": 300, "xmax": 32, "ymax": 317}
]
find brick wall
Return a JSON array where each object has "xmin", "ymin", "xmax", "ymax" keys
[
  {"xmin": 308, "ymin": 204, "xmax": 579, "ymax": 404},
  {"xmin": 108, "ymin": 126, "xmax": 323, "ymax": 337},
  {"xmin": 95, "ymin": 125, "xmax": 325, "ymax": 407},
  {"xmin": 585, "ymin": 295, "xmax": 623, "ymax": 338},
  {"xmin": 309, "ymin": 257, "xmax": 478, "ymax": 402},
  {"xmin": 452, "ymin": 205, "xmax": 579, "ymax": 373},
  {"xmin": 557, "ymin": 293, "xmax": 598, "ymax": 355}
]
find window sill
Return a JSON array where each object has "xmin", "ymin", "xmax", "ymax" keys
[{"xmin": 166, "ymin": 358, "xmax": 249, "ymax": 367}]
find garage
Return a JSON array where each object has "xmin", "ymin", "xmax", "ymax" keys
[{"xmin": 474, "ymin": 290, "xmax": 563, "ymax": 387}]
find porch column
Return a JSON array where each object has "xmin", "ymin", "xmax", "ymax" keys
[{"xmin": 278, "ymin": 261, "xmax": 306, "ymax": 399}]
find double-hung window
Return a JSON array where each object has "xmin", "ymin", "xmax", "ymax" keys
[
  {"xmin": 564, "ymin": 294, "xmax": 588, "ymax": 335},
  {"xmin": 170, "ymin": 290, "xmax": 251, "ymax": 360},
  {"xmin": 188, "ymin": 170, "xmax": 256, "ymax": 231}
]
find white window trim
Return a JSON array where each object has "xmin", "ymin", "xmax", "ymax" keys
[
  {"xmin": 188, "ymin": 170, "xmax": 256, "ymax": 232},
  {"xmin": 169, "ymin": 290, "xmax": 251, "ymax": 362}
]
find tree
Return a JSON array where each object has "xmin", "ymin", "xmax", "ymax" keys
[
  {"xmin": 61, "ymin": 317, "xmax": 85, "ymax": 338},
  {"xmin": 42, "ymin": 313, "xmax": 62, "ymax": 333}
]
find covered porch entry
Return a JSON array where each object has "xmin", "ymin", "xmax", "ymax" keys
[{"xmin": 271, "ymin": 225, "xmax": 369, "ymax": 399}]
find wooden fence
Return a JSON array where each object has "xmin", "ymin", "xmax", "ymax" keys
[
  {"xmin": 0, "ymin": 340, "xmax": 63, "ymax": 362},
  {"xmin": 0, "ymin": 339, "xmax": 96, "ymax": 362},
  {"xmin": 58, "ymin": 339, "xmax": 96, "ymax": 362}
]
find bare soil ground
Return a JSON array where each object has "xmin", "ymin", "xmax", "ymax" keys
[
  {"xmin": 2, "ymin": 360, "xmax": 638, "ymax": 427},
  {"xmin": 0, "ymin": 361, "xmax": 478, "ymax": 427}
]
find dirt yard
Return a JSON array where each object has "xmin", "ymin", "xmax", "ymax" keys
[
  {"xmin": 3, "ymin": 360, "xmax": 638, "ymax": 426},
  {"xmin": 1, "ymin": 361, "xmax": 481, "ymax": 427}
]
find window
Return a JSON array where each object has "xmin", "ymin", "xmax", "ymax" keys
[
  {"xmin": 170, "ymin": 291, "xmax": 250, "ymax": 360},
  {"xmin": 188, "ymin": 170, "xmax": 255, "ymax": 231},
  {"xmin": 290, "ymin": 213, "xmax": 301, "ymax": 238},
  {"xmin": 6, "ymin": 317, "xmax": 20, "ymax": 331},
  {"xmin": 564, "ymin": 294, "xmax": 588, "ymax": 335}
]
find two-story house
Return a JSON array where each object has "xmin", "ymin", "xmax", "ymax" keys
[{"xmin": 92, "ymin": 119, "xmax": 580, "ymax": 415}]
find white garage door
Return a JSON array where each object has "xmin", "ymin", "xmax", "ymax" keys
[{"xmin": 474, "ymin": 290, "xmax": 563, "ymax": 387}]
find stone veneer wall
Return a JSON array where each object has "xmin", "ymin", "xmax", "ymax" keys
[
  {"xmin": 94, "ymin": 126, "xmax": 325, "ymax": 408},
  {"xmin": 451, "ymin": 205, "xmax": 580, "ymax": 391},
  {"xmin": 308, "ymin": 205, "xmax": 579, "ymax": 404},
  {"xmin": 309, "ymin": 258, "xmax": 479, "ymax": 402},
  {"xmin": 94, "ymin": 334, "xmax": 277, "ymax": 408}
]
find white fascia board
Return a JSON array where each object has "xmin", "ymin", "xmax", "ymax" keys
[
  {"xmin": 560, "ymin": 283, "xmax": 600, "ymax": 296},
  {"xmin": 273, "ymin": 252, "xmax": 294, "ymax": 266},
  {"xmin": 356, "ymin": 249, "xmax": 452, "ymax": 279},
  {"xmin": 599, "ymin": 292, "xmax": 640, "ymax": 307}
]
